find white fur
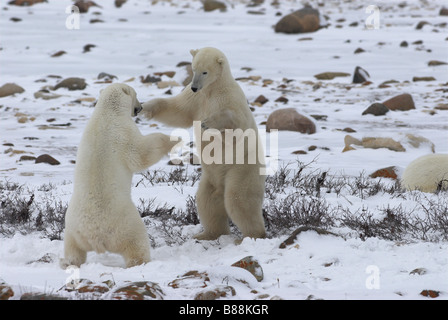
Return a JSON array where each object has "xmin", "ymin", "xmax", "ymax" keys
[
  {"xmin": 61, "ymin": 83, "xmax": 178, "ymax": 268},
  {"xmin": 401, "ymin": 154, "xmax": 448, "ymax": 192},
  {"xmin": 142, "ymin": 47, "xmax": 266, "ymax": 240}
]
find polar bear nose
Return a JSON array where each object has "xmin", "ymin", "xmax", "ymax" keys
[{"xmin": 191, "ymin": 87, "xmax": 198, "ymax": 93}]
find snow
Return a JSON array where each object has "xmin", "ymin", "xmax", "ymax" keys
[{"xmin": 1, "ymin": 0, "xmax": 448, "ymax": 300}]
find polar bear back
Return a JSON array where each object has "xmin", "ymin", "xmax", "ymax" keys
[{"xmin": 401, "ymin": 153, "xmax": 448, "ymax": 192}]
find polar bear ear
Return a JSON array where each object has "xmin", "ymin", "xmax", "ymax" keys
[
  {"xmin": 190, "ymin": 49, "xmax": 199, "ymax": 57},
  {"xmin": 217, "ymin": 57, "xmax": 224, "ymax": 65},
  {"xmin": 121, "ymin": 86, "xmax": 130, "ymax": 96}
]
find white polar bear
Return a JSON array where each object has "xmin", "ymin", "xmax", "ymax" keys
[
  {"xmin": 142, "ymin": 47, "xmax": 266, "ymax": 240},
  {"xmin": 401, "ymin": 153, "xmax": 448, "ymax": 193},
  {"xmin": 61, "ymin": 83, "xmax": 178, "ymax": 269}
]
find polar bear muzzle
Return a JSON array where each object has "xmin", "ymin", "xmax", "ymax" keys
[{"xmin": 133, "ymin": 100, "xmax": 142, "ymax": 116}]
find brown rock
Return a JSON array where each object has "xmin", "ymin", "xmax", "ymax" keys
[
  {"xmin": 51, "ymin": 50, "xmax": 66, "ymax": 58},
  {"xmin": 353, "ymin": 66, "xmax": 370, "ymax": 84},
  {"xmin": 275, "ymin": 96, "xmax": 288, "ymax": 104},
  {"xmin": 415, "ymin": 21, "xmax": 430, "ymax": 30},
  {"xmin": 194, "ymin": 285, "xmax": 236, "ymax": 300},
  {"xmin": 440, "ymin": 7, "xmax": 448, "ymax": 16},
  {"xmin": 314, "ymin": 72, "xmax": 350, "ymax": 80},
  {"xmin": 413, "ymin": 76, "xmax": 436, "ymax": 82},
  {"xmin": 231, "ymin": 256, "xmax": 264, "ymax": 282},
  {"xmin": 111, "ymin": 281, "xmax": 164, "ymax": 300},
  {"xmin": 115, "ymin": 0, "xmax": 127, "ymax": 8},
  {"xmin": 428, "ymin": 60, "xmax": 447, "ymax": 66},
  {"xmin": 254, "ymin": 95, "xmax": 268, "ymax": 105},
  {"xmin": 73, "ymin": 1, "xmax": 101, "ymax": 13},
  {"xmin": 0, "ymin": 285, "xmax": 14, "ymax": 300},
  {"xmin": 203, "ymin": 0, "xmax": 226, "ymax": 12},
  {"xmin": 8, "ymin": 0, "xmax": 46, "ymax": 6},
  {"xmin": 266, "ymin": 108, "xmax": 316, "ymax": 134},
  {"xmin": 35, "ymin": 154, "xmax": 60, "ymax": 165},
  {"xmin": 362, "ymin": 137, "xmax": 405, "ymax": 152},
  {"xmin": 369, "ymin": 166, "xmax": 398, "ymax": 180},
  {"xmin": 420, "ymin": 290, "xmax": 439, "ymax": 298},
  {"xmin": 362, "ymin": 103, "xmax": 389, "ymax": 116},
  {"xmin": 53, "ymin": 77, "xmax": 87, "ymax": 91},
  {"xmin": 0, "ymin": 83, "xmax": 25, "ymax": 97},
  {"xmin": 382, "ymin": 93, "xmax": 415, "ymax": 111},
  {"xmin": 275, "ymin": 7, "xmax": 320, "ymax": 34}
]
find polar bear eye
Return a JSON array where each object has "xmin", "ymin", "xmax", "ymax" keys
[{"xmin": 202, "ymin": 72, "xmax": 207, "ymax": 75}]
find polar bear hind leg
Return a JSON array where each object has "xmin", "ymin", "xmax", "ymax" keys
[{"xmin": 194, "ymin": 176, "xmax": 230, "ymax": 240}]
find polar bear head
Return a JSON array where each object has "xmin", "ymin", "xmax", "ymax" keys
[
  {"xmin": 97, "ymin": 83, "xmax": 142, "ymax": 117},
  {"xmin": 190, "ymin": 47, "xmax": 229, "ymax": 93}
]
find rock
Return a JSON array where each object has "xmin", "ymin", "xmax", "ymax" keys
[
  {"xmin": 194, "ymin": 285, "xmax": 236, "ymax": 300},
  {"xmin": 352, "ymin": 66, "xmax": 370, "ymax": 84},
  {"xmin": 115, "ymin": 0, "xmax": 127, "ymax": 8},
  {"xmin": 35, "ymin": 154, "xmax": 60, "ymax": 165},
  {"xmin": 435, "ymin": 103, "xmax": 448, "ymax": 110},
  {"xmin": 157, "ymin": 81, "xmax": 180, "ymax": 89},
  {"xmin": 361, "ymin": 137, "xmax": 405, "ymax": 152},
  {"xmin": 20, "ymin": 293, "xmax": 68, "ymax": 300},
  {"xmin": 279, "ymin": 226, "xmax": 337, "ymax": 249},
  {"xmin": 440, "ymin": 7, "xmax": 448, "ymax": 16},
  {"xmin": 254, "ymin": 95, "xmax": 268, "ymax": 105},
  {"xmin": 405, "ymin": 133, "xmax": 435, "ymax": 152},
  {"xmin": 275, "ymin": 96, "xmax": 288, "ymax": 104},
  {"xmin": 53, "ymin": 77, "xmax": 87, "ymax": 91},
  {"xmin": 413, "ymin": 76, "xmax": 436, "ymax": 82},
  {"xmin": 168, "ymin": 271, "xmax": 210, "ymax": 290},
  {"xmin": 83, "ymin": 44, "xmax": 96, "ymax": 53},
  {"xmin": 8, "ymin": 0, "xmax": 46, "ymax": 6},
  {"xmin": 140, "ymin": 75, "xmax": 161, "ymax": 83},
  {"xmin": 274, "ymin": 7, "xmax": 320, "ymax": 34},
  {"xmin": 428, "ymin": 60, "xmax": 447, "ymax": 66},
  {"xmin": 0, "ymin": 284, "xmax": 14, "ymax": 300},
  {"xmin": 314, "ymin": 72, "xmax": 350, "ymax": 80},
  {"xmin": 382, "ymin": 93, "xmax": 415, "ymax": 111},
  {"xmin": 420, "ymin": 290, "xmax": 439, "ymax": 298},
  {"xmin": 354, "ymin": 47, "xmax": 365, "ymax": 54},
  {"xmin": 362, "ymin": 103, "xmax": 389, "ymax": 116},
  {"xmin": 410, "ymin": 268, "xmax": 427, "ymax": 275},
  {"xmin": 415, "ymin": 21, "xmax": 430, "ymax": 30},
  {"xmin": 369, "ymin": 166, "xmax": 398, "ymax": 180},
  {"xmin": 0, "ymin": 83, "xmax": 25, "ymax": 97},
  {"xmin": 203, "ymin": 0, "xmax": 226, "ymax": 12},
  {"xmin": 73, "ymin": 0, "xmax": 101, "ymax": 13},
  {"xmin": 266, "ymin": 108, "xmax": 316, "ymax": 134},
  {"xmin": 51, "ymin": 50, "xmax": 66, "ymax": 58},
  {"xmin": 400, "ymin": 41, "xmax": 408, "ymax": 47},
  {"xmin": 231, "ymin": 256, "xmax": 264, "ymax": 282},
  {"xmin": 343, "ymin": 135, "xmax": 405, "ymax": 152},
  {"xmin": 34, "ymin": 90, "xmax": 63, "ymax": 100},
  {"xmin": 98, "ymin": 72, "xmax": 117, "ymax": 81},
  {"xmin": 154, "ymin": 71, "xmax": 176, "ymax": 78},
  {"xmin": 111, "ymin": 281, "xmax": 164, "ymax": 300}
]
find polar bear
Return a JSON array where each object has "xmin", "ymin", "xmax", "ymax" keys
[
  {"xmin": 401, "ymin": 153, "xmax": 448, "ymax": 193},
  {"xmin": 142, "ymin": 47, "xmax": 266, "ymax": 240},
  {"xmin": 61, "ymin": 83, "xmax": 178, "ymax": 269}
]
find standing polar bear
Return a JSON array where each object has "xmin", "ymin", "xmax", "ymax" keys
[
  {"xmin": 61, "ymin": 83, "xmax": 178, "ymax": 269},
  {"xmin": 401, "ymin": 153, "xmax": 448, "ymax": 193},
  {"xmin": 142, "ymin": 47, "xmax": 266, "ymax": 240}
]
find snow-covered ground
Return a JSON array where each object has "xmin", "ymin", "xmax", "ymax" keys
[{"xmin": 1, "ymin": 0, "xmax": 447, "ymax": 300}]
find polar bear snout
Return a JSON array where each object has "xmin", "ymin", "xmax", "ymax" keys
[
  {"xmin": 133, "ymin": 101, "xmax": 143, "ymax": 116},
  {"xmin": 191, "ymin": 87, "xmax": 198, "ymax": 92}
]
